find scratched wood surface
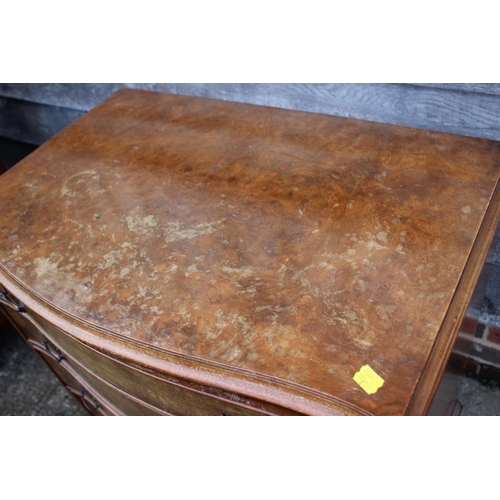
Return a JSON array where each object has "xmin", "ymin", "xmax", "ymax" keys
[{"xmin": 1, "ymin": 88, "xmax": 500, "ymax": 415}]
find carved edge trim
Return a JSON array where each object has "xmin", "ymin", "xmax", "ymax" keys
[
  {"xmin": 0, "ymin": 269, "xmax": 368, "ymax": 416},
  {"xmin": 407, "ymin": 178, "xmax": 500, "ymax": 415}
]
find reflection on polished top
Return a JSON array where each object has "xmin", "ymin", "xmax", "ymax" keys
[{"xmin": 1, "ymin": 89, "xmax": 500, "ymax": 415}]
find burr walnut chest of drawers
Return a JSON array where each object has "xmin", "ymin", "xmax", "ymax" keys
[{"xmin": 1, "ymin": 89, "xmax": 500, "ymax": 416}]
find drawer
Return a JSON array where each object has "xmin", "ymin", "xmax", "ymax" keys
[
  {"xmin": 32, "ymin": 340, "xmax": 164, "ymax": 416},
  {"xmin": 28, "ymin": 309, "xmax": 269, "ymax": 415},
  {"xmin": 34, "ymin": 347, "xmax": 111, "ymax": 416},
  {"xmin": 2, "ymin": 300, "xmax": 268, "ymax": 415},
  {"xmin": 0, "ymin": 302, "xmax": 47, "ymax": 345}
]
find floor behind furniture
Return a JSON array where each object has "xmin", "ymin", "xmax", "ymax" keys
[{"xmin": 0, "ymin": 320, "xmax": 86, "ymax": 416}]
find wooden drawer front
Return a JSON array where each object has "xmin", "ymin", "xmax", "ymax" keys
[
  {"xmin": 0, "ymin": 303, "xmax": 47, "ymax": 345},
  {"xmin": 29, "ymin": 313, "xmax": 267, "ymax": 416},
  {"xmin": 32, "ymin": 341, "xmax": 164, "ymax": 416},
  {"xmin": 2, "ymin": 300, "xmax": 163, "ymax": 415},
  {"xmin": 33, "ymin": 347, "xmax": 110, "ymax": 416},
  {"xmin": 2, "ymin": 301, "xmax": 268, "ymax": 415}
]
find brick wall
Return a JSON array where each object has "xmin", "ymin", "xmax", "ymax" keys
[
  {"xmin": 451, "ymin": 229, "xmax": 500, "ymax": 383},
  {"xmin": 454, "ymin": 317, "xmax": 500, "ymax": 374}
]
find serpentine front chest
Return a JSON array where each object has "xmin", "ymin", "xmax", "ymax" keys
[{"xmin": 1, "ymin": 89, "xmax": 499, "ymax": 415}]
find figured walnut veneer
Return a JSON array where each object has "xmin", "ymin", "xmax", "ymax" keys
[{"xmin": 1, "ymin": 89, "xmax": 500, "ymax": 415}]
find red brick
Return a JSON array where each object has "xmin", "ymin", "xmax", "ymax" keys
[
  {"xmin": 460, "ymin": 316, "xmax": 478, "ymax": 335},
  {"xmin": 453, "ymin": 334, "xmax": 475, "ymax": 355},
  {"xmin": 470, "ymin": 342, "xmax": 500, "ymax": 367},
  {"xmin": 449, "ymin": 352, "xmax": 481, "ymax": 375},
  {"xmin": 487, "ymin": 325, "xmax": 500, "ymax": 345}
]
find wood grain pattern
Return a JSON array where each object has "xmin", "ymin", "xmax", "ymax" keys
[
  {"xmin": 4, "ymin": 84, "xmax": 500, "ymax": 145},
  {"xmin": 412, "ymin": 84, "xmax": 500, "ymax": 97},
  {"xmin": 1, "ymin": 88, "xmax": 499, "ymax": 415}
]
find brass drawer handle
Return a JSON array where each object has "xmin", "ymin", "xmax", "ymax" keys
[
  {"xmin": 42, "ymin": 337, "xmax": 66, "ymax": 363},
  {"xmin": 79, "ymin": 389, "xmax": 101, "ymax": 412},
  {"xmin": 0, "ymin": 289, "xmax": 67, "ymax": 353}
]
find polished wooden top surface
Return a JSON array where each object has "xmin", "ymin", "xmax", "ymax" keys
[{"xmin": 1, "ymin": 89, "xmax": 500, "ymax": 414}]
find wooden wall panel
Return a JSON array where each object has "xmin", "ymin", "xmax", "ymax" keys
[
  {"xmin": 0, "ymin": 96, "xmax": 84, "ymax": 145},
  {"xmin": 2, "ymin": 84, "xmax": 500, "ymax": 145}
]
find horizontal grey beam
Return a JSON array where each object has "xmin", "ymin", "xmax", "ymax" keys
[
  {"xmin": 0, "ymin": 84, "xmax": 123, "ymax": 111},
  {"xmin": 0, "ymin": 96, "xmax": 84, "ymax": 146},
  {"xmin": 411, "ymin": 83, "xmax": 500, "ymax": 97},
  {"xmin": 2, "ymin": 84, "xmax": 500, "ymax": 144}
]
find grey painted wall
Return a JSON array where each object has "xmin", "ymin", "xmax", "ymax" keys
[{"xmin": 2, "ymin": 83, "xmax": 500, "ymax": 146}]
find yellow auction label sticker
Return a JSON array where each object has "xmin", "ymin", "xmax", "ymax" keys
[{"xmin": 353, "ymin": 365, "xmax": 384, "ymax": 394}]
